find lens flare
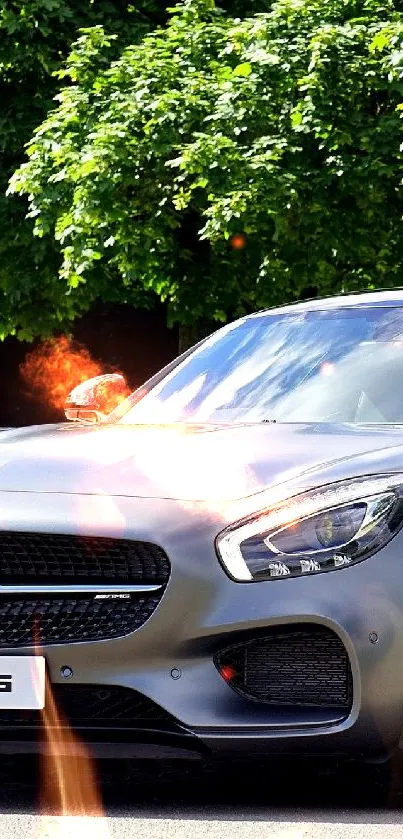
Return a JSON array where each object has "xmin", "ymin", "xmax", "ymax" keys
[
  {"xmin": 230, "ymin": 234, "xmax": 246, "ymax": 250},
  {"xmin": 103, "ymin": 425, "xmax": 262, "ymax": 512},
  {"xmin": 20, "ymin": 336, "xmax": 129, "ymax": 417},
  {"xmin": 39, "ymin": 671, "xmax": 111, "ymax": 838},
  {"xmin": 320, "ymin": 361, "xmax": 334, "ymax": 377},
  {"xmin": 20, "ymin": 337, "xmax": 103, "ymax": 412}
]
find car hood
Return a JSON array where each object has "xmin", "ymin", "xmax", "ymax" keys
[{"xmin": 0, "ymin": 421, "xmax": 403, "ymax": 502}]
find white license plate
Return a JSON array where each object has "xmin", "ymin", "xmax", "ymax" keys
[{"xmin": 0, "ymin": 656, "xmax": 45, "ymax": 709}]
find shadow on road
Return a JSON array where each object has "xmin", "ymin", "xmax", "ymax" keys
[{"xmin": 0, "ymin": 756, "xmax": 402, "ymax": 820}]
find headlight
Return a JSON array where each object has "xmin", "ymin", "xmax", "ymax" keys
[{"xmin": 216, "ymin": 475, "xmax": 403, "ymax": 582}]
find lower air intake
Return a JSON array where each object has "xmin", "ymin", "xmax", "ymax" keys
[
  {"xmin": 214, "ymin": 625, "xmax": 353, "ymax": 709},
  {"xmin": 0, "ymin": 684, "xmax": 178, "ymax": 730}
]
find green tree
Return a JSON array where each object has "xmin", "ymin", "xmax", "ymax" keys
[
  {"xmin": 0, "ymin": 0, "xmax": 166, "ymax": 340},
  {"xmin": 10, "ymin": 0, "xmax": 403, "ymax": 340}
]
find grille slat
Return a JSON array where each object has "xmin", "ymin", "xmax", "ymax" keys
[
  {"xmin": 0, "ymin": 532, "xmax": 170, "ymax": 646},
  {"xmin": 215, "ymin": 626, "xmax": 353, "ymax": 709},
  {"xmin": 0, "ymin": 533, "xmax": 170, "ymax": 586}
]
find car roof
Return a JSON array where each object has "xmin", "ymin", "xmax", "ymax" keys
[{"xmin": 247, "ymin": 288, "xmax": 403, "ymax": 319}]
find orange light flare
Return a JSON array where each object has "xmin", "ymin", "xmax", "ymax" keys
[
  {"xmin": 230, "ymin": 233, "xmax": 247, "ymax": 251},
  {"xmin": 39, "ymin": 669, "xmax": 111, "ymax": 838},
  {"xmin": 20, "ymin": 336, "xmax": 130, "ymax": 416}
]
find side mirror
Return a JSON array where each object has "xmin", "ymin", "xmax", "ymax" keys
[{"xmin": 64, "ymin": 373, "xmax": 129, "ymax": 424}]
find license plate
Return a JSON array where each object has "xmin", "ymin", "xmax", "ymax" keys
[{"xmin": 0, "ymin": 656, "xmax": 45, "ymax": 709}]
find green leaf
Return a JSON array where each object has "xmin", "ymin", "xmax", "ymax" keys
[
  {"xmin": 369, "ymin": 29, "xmax": 392, "ymax": 54},
  {"xmin": 291, "ymin": 109, "xmax": 303, "ymax": 128},
  {"xmin": 233, "ymin": 62, "xmax": 252, "ymax": 78}
]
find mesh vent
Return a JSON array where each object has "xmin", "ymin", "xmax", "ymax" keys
[
  {"xmin": 215, "ymin": 625, "xmax": 353, "ymax": 709},
  {"xmin": 0, "ymin": 532, "xmax": 170, "ymax": 585},
  {"xmin": 0, "ymin": 684, "xmax": 176, "ymax": 729},
  {"xmin": 0, "ymin": 595, "xmax": 162, "ymax": 647}
]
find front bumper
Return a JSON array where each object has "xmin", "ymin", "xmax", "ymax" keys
[{"xmin": 0, "ymin": 490, "xmax": 402, "ymax": 760}]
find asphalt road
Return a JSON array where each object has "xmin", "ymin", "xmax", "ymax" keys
[{"xmin": 0, "ymin": 756, "xmax": 402, "ymax": 838}]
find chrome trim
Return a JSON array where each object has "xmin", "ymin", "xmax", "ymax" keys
[{"xmin": 0, "ymin": 584, "xmax": 162, "ymax": 595}]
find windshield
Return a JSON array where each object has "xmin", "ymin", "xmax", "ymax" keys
[{"xmin": 118, "ymin": 306, "xmax": 403, "ymax": 425}]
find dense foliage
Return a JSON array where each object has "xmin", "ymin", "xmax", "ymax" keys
[
  {"xmin": 0, "ymin": 0, "xmax": 165, "ymax": 339},
  {"xmin": 8, "ymin": 0, "xmax": 403, "ymax": 337}
]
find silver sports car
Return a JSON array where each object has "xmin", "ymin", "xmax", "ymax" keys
[{"xmin": 0, "ymin": 289, "xmax": 403, "ymax": 764}]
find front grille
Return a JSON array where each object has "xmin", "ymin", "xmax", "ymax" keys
[
  {"xmin": 0, "ymin": 532, "xmax": 170, "ymax": 646},
  {"xmin": 0, "ymin": 684, "xmax": 178, "ymax": 730},
  {"xmin": 0, "ymin": 532, "xmax": 169, "ymax": 585},
  {"xmin": 215, "ymin": 625, "xmax": 353, "ymax": 709},
  {"xmin": 0, "ymin": 595, "xmax": 161, "ymax": 647}
]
